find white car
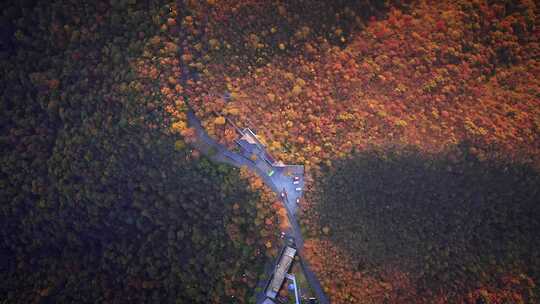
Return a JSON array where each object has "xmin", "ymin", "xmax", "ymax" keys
[
  {"xmin": 293, "ymin": 176, "xmax": 300, "ymax": 181},
  {"xmin": 296, "ymin": 198, "xmax": 300, "ymax": 204},
  {"xmin": 280, "ymin": 192, "xmax": 286, "ymax": 198},
  {"xmin": 295, "ymin": 187, "xmax": 302, "ymax": 192},
  {"xmin": 293, "ymin": 181, "xmax": 300, "ymax": 185}
]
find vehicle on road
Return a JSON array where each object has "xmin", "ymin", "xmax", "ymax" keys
[
  {"xmin": 184, "ymin": 52, "xmax": 328, "ymax": 304},
  {"xmin": 268, "ymin": 170, "xmax": 275, "ymax": 177},
  {"xmin": 296, "ymin": 198, "xmax": 300, "ymax": 204},
  {"xmin": 293, "ymin": 181, "xmax": 300, "ymax": 185},
  {"xmin": 295, "ymin": 187, "xmax": 302, "ymax": 192}
]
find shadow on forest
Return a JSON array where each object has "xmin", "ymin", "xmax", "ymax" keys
[
  {"xmin": 182, "ymin": 0, "xmax": 399, "ymax": 77},
  {"xmin": 313, "ymin": 142, "xmax": 540, "ymax": 293}
]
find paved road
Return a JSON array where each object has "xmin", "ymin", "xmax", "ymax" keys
[
  {"xmin": 185, "ymin": 107, "xmax": 329, "ymax": 304},
  {"xmin": 186, "ymin": 109, "xmax": 249, "ymax": 167},
  {"xmin": 176, "ymin": 13, "xmax": 328, "ymax": 297}
]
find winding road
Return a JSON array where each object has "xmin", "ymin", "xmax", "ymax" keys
[
  {"xmin": 186, "ymin": 108, "xmax": 329, "ymax": 304},
  {"xmin": 175, "ymin": 6, "xmax": 328, "ymax": 297}
]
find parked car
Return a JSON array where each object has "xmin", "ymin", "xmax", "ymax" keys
[
  {"xmin": 295, "ymin": 187, "xmax": 302, "ymax": 192},
  {"xmin": 293, "ymin": 176, "xmax": 300, "ymax": 181},
  {"xmin": 293, "ymin": 181, "xmax": 299, "ymax": 185},
  {"xmin": 296, "ymin": 198, "xmax": 300, "ymax": 204},
  {"xmin": 281, "ymin": 191, "xmax": 286, "ymax": 198}
]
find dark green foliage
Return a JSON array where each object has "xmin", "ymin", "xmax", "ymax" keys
[
  {"xmin": 0, "ymin": 1, "xmax": 267, "ymax": 303},
  {"xmin": 311, "ymin": 144, "xmax": 540, "ymax": 298}
]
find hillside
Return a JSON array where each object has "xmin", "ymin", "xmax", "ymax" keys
[
  {"xmin": 178, "ymin": 0, "xmax": 540, "ymax": 303},
  {"xmin": 1, "ymin": 0, "xmax": 539, "ymax": 303},
  {"xmin": 0, "ymin": 1, "xmax": 278, "ymax": 303}
]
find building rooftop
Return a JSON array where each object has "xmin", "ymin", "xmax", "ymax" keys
[
  {"xmin": 242, "ymin": 128, "xmax": 264, "ymax": 147},
  {"xmin": 262, "ymin": 298, "xmax": 275, "ymax": 304},
  {"xmin": 265, "ymin": 245, "xmax": 297, "ymax": 299}
]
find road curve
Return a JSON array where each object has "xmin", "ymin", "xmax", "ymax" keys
[
  {"xmin": 175, "ymin": 8, "xmax": 328, "ymax": 298},
  {"xmin": 185, "ymin": 107, "xmax": 329, "ymax": 304}
]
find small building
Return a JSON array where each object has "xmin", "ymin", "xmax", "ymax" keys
[
  {"xmin": 235, "ymin": 128, "xmax": 279, "ymax": 167},
  {"xmin": 261, "ymin": 298, "xmax": 275, "ymax": 304},
  {"xmin": 240, "ymin": 128, "xmax": 264, "ymax": 150},
  {"xmin": 265, "ymin": 245, "xmax": 297, "ymax": 299}
]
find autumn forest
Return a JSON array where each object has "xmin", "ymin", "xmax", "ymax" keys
[{"xmin": 1, "ymin": 0, "xmax": 539, "ymax": 303}]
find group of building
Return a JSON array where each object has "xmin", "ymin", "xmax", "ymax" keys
[{"xmin": 232, "ymin": 126, "xmax": 317, "ymax": 304}]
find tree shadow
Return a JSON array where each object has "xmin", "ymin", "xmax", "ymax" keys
[
  {"xmin": 179, "ymin": 0, "xmax": 399, "ymax": 78},
  {"xmin": 313, "ymin": 142, "xmax": 540, "ymax": 296}
]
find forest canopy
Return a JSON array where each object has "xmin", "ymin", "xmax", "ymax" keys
[
  {"xmin": 0, "ymin": 0, "xmax": 278, "ymax": 303},
  {"xmin": 175, "ymin": 0, "xmax": 540, "ymax": 303},
  {"xmin": 1, "ymin": 0, "xmax": 539, "ymax": 303},
  {"xmin": 305, "ymin": 146, "xmax": 540, "ymax": 303}
]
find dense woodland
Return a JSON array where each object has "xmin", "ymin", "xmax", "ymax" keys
[
  {"xmin": 178, "ymin": 0, "xmax": 540, "ymax": 303},
  {"xmin": 306, "ymin": 146, "xmax": 540, "ymax": 303},
  {"xmin": 1, "ymin": 0, "xmax": 539, "ymax": 303},
  {"xmin": 1, "ymin": 1, "xmax": 279, "ymax": 303},
  {"xmin": 185, "ymin": 0, "xmax": 539, "ymax": 168}
]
